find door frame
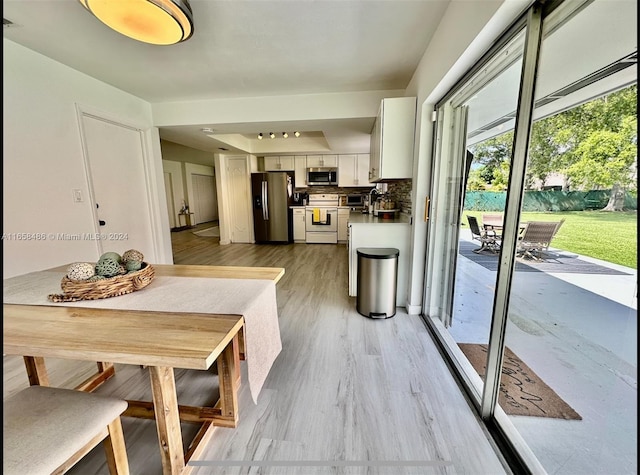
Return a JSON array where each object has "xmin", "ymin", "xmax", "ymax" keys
[{"xmin": 75, "ymin": 103, "xmax": 172, "ymax": 263}]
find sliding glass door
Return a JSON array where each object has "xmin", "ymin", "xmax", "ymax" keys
[
  {"xmin": 422, "ymin": 0, "xmax": 637, "ymax": 472},
  {"xmin": 423, "ymin": 17, "xmax": 529, "ymax": 407}
]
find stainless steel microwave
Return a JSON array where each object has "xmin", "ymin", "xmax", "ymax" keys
[
  {"xmin": 307, "ymin": 167, "xmax": 338, "ymax": 186},
  {"xmin": 346, "ymin": 194, "xmax": 365, "ymax": 207}
]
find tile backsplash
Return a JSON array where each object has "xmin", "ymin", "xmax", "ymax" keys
[
  {"xmin": 385, "ymin": 180, "xmax": 413, "ymax": 214},
  {"xmin": 296, "ymin": 179, "xmax": 412, "ymax": 215}
]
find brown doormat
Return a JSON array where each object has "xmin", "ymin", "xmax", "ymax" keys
[{"xmin": 459, "ymin": 343, "xmax": 582, "ymax": 420}]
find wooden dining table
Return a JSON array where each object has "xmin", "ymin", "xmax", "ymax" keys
[{"xmin": 3, "ymin": 263, "xmax": 285, "ymax": 475}]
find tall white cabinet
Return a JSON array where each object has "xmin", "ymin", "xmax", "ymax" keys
[{"xmin": 369, "ymin": 97, "xmax": 416, "ymax": 182}]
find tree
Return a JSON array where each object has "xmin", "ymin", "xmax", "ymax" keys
[
  {"xmin": 468, "ymin": 132, "xmax": 513, "ymax": 187},
  {"xmin": 490, "ymin": 161, "xmax": 511, "ymax": 191},
  {"xmin": 466, "ymin": 168, "xmax": 489, "ymax": 190},
  {"xmin": 528, "ymin": 116, "xmax": 574, "ymax": 190},
  {"xmin": 567, "ymin": 116, "xmax": 637, "ymax": 210},
  {"xmin": 528, "ymin": 84, "xmax": 637, "ymax": 204},
  {"xmin": 467, "ymin": 84, "xmax": 637, "ymax": 209}
]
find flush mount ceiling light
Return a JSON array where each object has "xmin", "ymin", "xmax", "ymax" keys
[
  {"xmin": 294, "ymin": 131, "xmax": 301, "ymax": 137},
  {"xmin": 78, "ymin": 0, "xmax": 194, "ymax": 45}
]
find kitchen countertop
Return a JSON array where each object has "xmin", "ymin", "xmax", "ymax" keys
[{"xmin": 348, "ymin": 211, "xmax": 411, "ymax": 225}]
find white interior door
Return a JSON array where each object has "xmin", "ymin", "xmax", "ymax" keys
[
  {"xmin": 191, "ymin": 173, "xmax": 217, "ymax": 224},
  {"xmin": 80, "ymin": 114, "xmax": 154, "ymax": 257},
  {"xmin": 227, "ymin": 158, "xmax": 252, "ymax": 243}
]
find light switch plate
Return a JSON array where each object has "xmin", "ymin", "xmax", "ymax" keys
[{"xmin": 72, "ymin": 189, "xmax": 83, "ymax": 202}]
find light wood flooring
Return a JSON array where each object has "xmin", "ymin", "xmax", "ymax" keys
[{"xmin": 3, "ymin": 224, "xmax": 511, "ymax": 474}]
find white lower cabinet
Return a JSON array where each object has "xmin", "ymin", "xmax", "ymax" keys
[
  {"xmin": 338, "ymin": 209, "xmax": 350, "ymax": 242},
  {"xmin": 293, "ymin": 208, "xmax": 306, "ymax": 242},
  {"xmin": 348, "ymin": 221, "xmax": 410, "ymax": 306}
]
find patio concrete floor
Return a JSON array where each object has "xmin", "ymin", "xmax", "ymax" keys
[{"xmin": 449, "ymin": 230, "xmax": 637, "ymax": 474}]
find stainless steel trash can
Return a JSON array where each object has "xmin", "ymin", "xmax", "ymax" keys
[{"xmin": 356, "ymin": 248, "xmax": 399, "ymax": 319}]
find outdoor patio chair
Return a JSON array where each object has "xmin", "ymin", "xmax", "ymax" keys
[
  {"xmin": 467, "ymin": 215, "xmax": 501, "ymax": 253},
  {"xmin": 516, "ymin": 220, "xmax": 564, "ymax": 260}
]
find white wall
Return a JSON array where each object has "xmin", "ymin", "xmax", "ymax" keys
[
  {"xmin": 160, "ymin": 140, "xmax": 216, "ymax": 226},
  {"xmin": 152, "ymin": 90, "xmax": 403, "ymax": 128},
  {"xmin": 161, "ymin": 160, "xmax": 186, "ymax": 227},
  {"xmin": 3, "ymin": 39, "xmax": 172, "ymax": 278},
  {"xmin": 160, "ymin": 139, "xmax": 215, "ymax": 167}
]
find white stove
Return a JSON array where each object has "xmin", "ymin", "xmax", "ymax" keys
[{"xmin": 305, "ymin": 194, "xmax": 339, "ymax": 244}]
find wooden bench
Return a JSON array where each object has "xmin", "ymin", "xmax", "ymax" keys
[{"xmin": 3, "ymin": 385, "xmax": 129, "ymax": 475}]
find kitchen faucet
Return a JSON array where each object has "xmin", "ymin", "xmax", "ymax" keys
[{"xmin": 367, "ymin": 188, "xmax": 378, "ymax": 214}]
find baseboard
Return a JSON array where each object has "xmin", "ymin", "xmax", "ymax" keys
[{"xmin": 405, "ymin": 302, "xmax": 421, "ymax": 315}]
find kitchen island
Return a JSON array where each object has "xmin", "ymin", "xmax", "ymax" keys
[{"xmin": 348, "ymin": 211, "xmax": 411, "ymax": 306}]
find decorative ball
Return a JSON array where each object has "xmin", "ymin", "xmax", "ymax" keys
[
  {"xmin": 99, "ymin": 251, "xmax": 122, "ymax": 263},
  {"xmin": 66, "ymin": 262, "xmax": 95, "ymax": 281},
  {"xmin": 117, "ymin": 264, "xmax": 127, "ymax": 275},
  {"xmin": 95, "ymin": 257, "xmax": 121, "ymax": 277},
  {"xmin": 125, "ymin": 260, "xmax": 143, "ymax": 272},
  {"xmin": 87, "ymin": 275, "xmax": 106, "ymax": 282},
  {"xmin": 122, "ymin": 249, "xmax": 144, "ymax": 263}
]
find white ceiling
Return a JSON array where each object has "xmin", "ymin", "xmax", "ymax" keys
[
  {"xmin": 3, "ymin": 0, "xmax": 450, "ymax": 157},
  {"xmin": 5, "ymin": 0, "xmax": 636, "ymax": 160}
]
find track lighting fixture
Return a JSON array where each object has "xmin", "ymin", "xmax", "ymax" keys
[
  {"xmin": 78, "ymin": 0, "xmax": 194, "ymax": 45},
  {"xmin": 255, "ymin": 131, "xmax": 301, "ymax": 139}
]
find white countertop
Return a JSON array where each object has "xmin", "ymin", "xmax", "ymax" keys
[{"xmin": 348, "ymin": 211, "xmax": 411, "ymax": 225}]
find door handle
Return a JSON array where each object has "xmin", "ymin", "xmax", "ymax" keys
[
  {"xmin": 96, "ymin": 203, "xmax": 106, "ymax": 225},
  {"xmin": 424, "ymin": 197, "xmax": 430, "ymax": 222},
  {"xmin": 262, "ymin": 181, "xmax": 269, "ymax": 220}
]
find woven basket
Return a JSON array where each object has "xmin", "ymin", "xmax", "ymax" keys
[{"xmin": 48, "ymin": 263, "xmax": 155, "ymax": 303}]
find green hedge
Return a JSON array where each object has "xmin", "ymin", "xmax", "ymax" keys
[{"xmin": 464, "ymin": 190, "xmax": 637, "ymax": 212}]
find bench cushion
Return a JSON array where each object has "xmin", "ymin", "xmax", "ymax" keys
[{"xmin": 3, "ymin": 385, "xmax": 128, "ymax": 475}]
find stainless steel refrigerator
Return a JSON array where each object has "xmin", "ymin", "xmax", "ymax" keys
[{"xmin": 251, "ymin": 171, "xmax": 294, "ymax": 243}]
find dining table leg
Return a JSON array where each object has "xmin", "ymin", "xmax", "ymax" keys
[
  {"xmin": 148, "ymin": 366, "xmax": 186, "ymax": 475},
  {"xmin": 23, "ymin": 356, "xmax": 50, "ymax": 386},
  {"xmin": 217, "ymin": 334, "xmax": 239, "ymax": 422}
]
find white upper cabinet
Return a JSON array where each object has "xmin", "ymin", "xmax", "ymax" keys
[
  {"xmin": 294, "ymin": 155, "xmax": 307, "ymax": 187},
  {"xmin": 338, "ymin": 154, "xmax": 371, "ymax": 187},
  {"xmin": 369, "ymin": 97, "xmax": 416, "ymax": 182},
  {"xmin": 306, "ymin": 155, "xmax": 337, "ymax": 168},
  {"xmin": 264, "ymin": 156, "xmax": 295, "ymax": 171},
  {"xmin": 356, "ymin": 154, "xmax": 371, "ymax": 186}
]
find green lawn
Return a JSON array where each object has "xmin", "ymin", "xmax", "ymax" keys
[{"xmin": 462, "ymin": 210, "xmax": 637, "ymax": 269}]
